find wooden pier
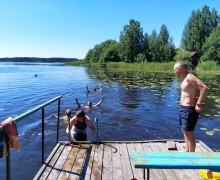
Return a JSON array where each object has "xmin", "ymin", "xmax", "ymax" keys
[{"xmin": 34, "ymin": 140, "xmax": 212, "ymax": 180}]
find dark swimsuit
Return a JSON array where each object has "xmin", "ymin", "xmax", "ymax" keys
[
  {"xmin": 75, "ymin": 118, "xmax": 87, "ymax": 130},
  {"xmin": 179, "ymin": 105, "xmax": 199, "ymax": 131},
  {"xmin": 73, "ymin": 118, "xmax": 87, "ymax": 141}
]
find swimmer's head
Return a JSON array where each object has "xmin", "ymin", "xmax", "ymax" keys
[
  {"xmin": 76, "ymin": 110, "xmax": 85, "ymax": 118},
  {"xmin": 87, "ymin": 101, "xmax": 92, "ymax": 107},
  {"xmin": 65, "ymin": 109, "xmax": 71, "ymax": 116}
]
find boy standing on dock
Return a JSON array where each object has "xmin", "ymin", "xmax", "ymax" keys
[{"xmin": 174, "ymin": 61, "xmax": 209, "ymax": 152}]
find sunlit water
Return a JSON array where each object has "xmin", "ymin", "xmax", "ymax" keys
[{"xmin": 0, "ymin": 62, "xmax": 220, "ymax": 179}]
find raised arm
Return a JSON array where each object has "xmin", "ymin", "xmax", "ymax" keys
[
  {"xmin": 86, "ymin": 86, "xmax": 90, "ymax": 92},
  {"xmin": 54, "ymin": 114, "xmax": 65, "ymax": 120},
  {"xmin": 94, "ymin": 96, "xmax": 105, "ymax": 106},
  {"xmin": 75, "ymin": 98, "xmax": 82, "ymax": 107},
  {"xmin": 97, "ymin": 85, "xmax": 103, "ymax": 92}
]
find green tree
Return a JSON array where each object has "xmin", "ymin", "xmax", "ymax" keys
[
  {"xmin": 148, "ymin": 29, "xmax": 160, "ymax": 62},
  {"xmin": 181, "ymin": 5, "xmax": 220, "ymax": 55},
  {"xmin": 119, "ymin": 19, "xmax": 144, "ymax": 62},
  {"xmin": 84, "ymin": 40, "xmax": 120, "ymax": 63},
  {"xmin": 201, "ymin": 26, "xmax": 220, "ymax": 64},
  {"xmin": 158, "ymin": 24, "xmax": 176, "ymax": 62},
  {"xmin": 100, "ymin": 40, "xmax": 120, "ymax": 62},
  {"xmin": 142, "ymin": 33, "xmax": 150, "ymax": 62},
  {"xmin": 134, "ymin": 53, "xmax": 147, "ymax": 63}
]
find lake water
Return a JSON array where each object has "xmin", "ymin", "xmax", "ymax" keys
[{"xmin": 0, "ymin": 62, "xmax": 220, "ymax": 179}]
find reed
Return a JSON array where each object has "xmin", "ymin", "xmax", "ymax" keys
[
  {"xmin": 106, "ymin": 62, "xmax": 175, "ymax": 72},
  {"xmin": 196, "ymin": 61, "xmax": 220, "ymax": 71},
  {"xmin": 65, "ymin": 61, "xmax": 85, "ymax": 66},
  {"xmin": 66, "ymin": 60, "xmax": 220, "ymax": 74}
]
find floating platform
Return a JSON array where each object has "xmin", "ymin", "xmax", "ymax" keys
[{"xmin": 34, "ymin": 140, "xmax": 212, "ymax": 180}]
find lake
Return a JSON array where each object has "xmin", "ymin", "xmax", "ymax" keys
[{"xmin": 0, "ymin": 62, "xmax": 220, "ymax": 179}]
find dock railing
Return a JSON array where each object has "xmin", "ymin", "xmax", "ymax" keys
[{"xmin": 0, "ymin": 95, "xmax": 63, "ymax": 180}]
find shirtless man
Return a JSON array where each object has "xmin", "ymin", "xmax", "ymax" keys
[
  {"xmin": 174, "ymin": 61, "xmax": 209, "ymax": 152},
  {"xmin": 75, "ymin": 96, "xmax": 104, "ymax": 110}
]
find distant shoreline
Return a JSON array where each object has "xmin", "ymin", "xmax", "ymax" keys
[
  {"xmin": 0, "ymin": 57, "xmax": 79, "ymax": 63},
  {"xmin": 0, "ymin": 61, "xmax": 65, "ymax": 66}
]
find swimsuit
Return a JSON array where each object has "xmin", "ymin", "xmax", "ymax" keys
[
  {"xmin": 179, "ymin": 105, "xmax": 199, "ymax": 131},
  {"xmin": 74, "ymin": 118, "xmax": 87, "ymax": 130},
  {"xmin": 71, "ymin": 118, "xmax": 87, "ymax": 141}
]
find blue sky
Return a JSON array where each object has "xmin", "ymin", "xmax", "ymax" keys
[{"xmin": 0, "ymin": 0, "xmax": 219, "ymax": 59}]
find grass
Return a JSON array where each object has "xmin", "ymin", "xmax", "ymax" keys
[
  {"xmin": 65, "ymin": 60, "xmax": 220, "ymax": 74},
  {"xmin": 104, "ymin": 62, "xmax": 175, "ymax": 73},
  {"xmin": 196, "ymin": 61, "xmax": 220, "ymax": 75},
  {"xmin": 65, "ymin": 60, "xmax": 85, "ymax": 66},
  {"xmin": 197, "ymin": 61, "xmax": 220, "ymax": 70}
]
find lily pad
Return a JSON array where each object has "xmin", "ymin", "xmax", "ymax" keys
[
  {"xmin": 215, "ymin": 99, "xmax": 220, "ymax": 103},
  {"xmin": 213, "ymin": 128, "xmax": 220, "ymax": 131},
  {"xmin": 206, "ymin": 131, "xmax": 214, "ymax": 136},
  {"xmin": 200, "ymin": 128, "xmax": 207, "ymax": 130}
]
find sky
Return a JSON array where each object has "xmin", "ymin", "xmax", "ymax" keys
[{"xmin": 0, "ymin": 0, "xmax": 219, "ymax": 59}]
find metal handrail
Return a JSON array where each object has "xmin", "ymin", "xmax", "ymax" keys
[{"xmin": 0, "ymin": 95, "xmax": 63, "ymax": 180}]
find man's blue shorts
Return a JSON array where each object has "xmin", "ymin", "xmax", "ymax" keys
[{"xmin": 179, "ymin": 105, "xmax": 199, "ymax": 131}]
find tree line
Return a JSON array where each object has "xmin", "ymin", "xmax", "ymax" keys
[
  {"xmin": 0, "ymin": 57, "xmax": 79, "ymax": 63},
  {"xmin": 84, "ymin": 5, "xmax": 220, "ymax": 66}
]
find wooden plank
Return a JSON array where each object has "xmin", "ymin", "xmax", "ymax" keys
[
  {"xmin": 130, "ymin": 150, "xmax": 220, "ymax": 170},
  {"xmin": 131, "ymin": 152, "xmax": 220, "ymax": 159},
  {"xmin": 197, "ymin": 141, "xmax": 213, "ymax": 152},
  {"xmin": 132, "ymin": 157, "xmax": 220, "ymax": 169},
  {"xmin": 69, "ymin": 144, "xmax": 90, "ymax": 180},
  {"xmin": 38, "ymin": 143, "xmax": 65, "ymax": 180},
  {"xmin": 102, "ymin": 143, "xmax": 113, "ymax": 180},
  {"xmin": 34, "ymin": 140, "xmax": 213, "ymax": 180},
  {"xmin": 127, "ymin": 143, "xmax": 143, "ymax": 180},
  {"xmin": 82, "ymin": 144, "xmax": 96, "ymax": 180},
  {"xmin": 90, "ymin": 144, "xmax": 103, "ymax": 180},
  {"xmin": 119, "ymin": 143, "xmax": 133, "ymax": 180},
  {"xmin": 46, "ymin": 145, "xmax": 72, "ymax": 179},
  {"xmin": 33, "ymin": 143, "xmax": 61, "ymax": 180},
  {"xmin": 111, "ymin": 143, "xmax": 123, "ymax": 180},
  {"xmin": 154, "ymin": 142, "xmax": 178, "ymax": 180},
  {"xmin": 134, "ymin": 143, "xmax": 148, "ymax": 179},
  {"xmin": 141, "ymin": 142, "xmax": 162, "ymax": 180},
  {"xmin": 157, "ymin": 141, "xmax": 201, "ymax": 180},
  {"xmin": 167, "ymin": 141, "xmax": 177, "ymax": 150},
  {"xmin": 148, "ymin": 142, "xmax": 169, "ymax": 180},
  {"xmin": 57, "ymin": 145, "xmax": 79, "ymax": 180},
  {"xmin": 158, "ymin": 141, "xmax": 189, "ymax": 179}
]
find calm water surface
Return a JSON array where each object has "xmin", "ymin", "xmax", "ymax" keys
[{"xmin": 0, "ymin": 62, "xmax": 220, "ymax": 179}]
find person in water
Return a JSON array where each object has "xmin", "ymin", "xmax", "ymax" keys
[
  {"xmin": 66, "ymin": 110, "xmax": 96, "ymax": 141},
  {"xmin": 75, "ymin": 96, "xmax": 105, "ymax": 110},
  {"xmin": 54, "ymin": 109, "xmax": 73, "ymax": 126},
  {"xmin": 86, "ymin": 85, "xmax": 103, "ymax": 93},
  {"xmin": 174, "ymin": 61, "xmax": 209, "ymax": 152}
]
